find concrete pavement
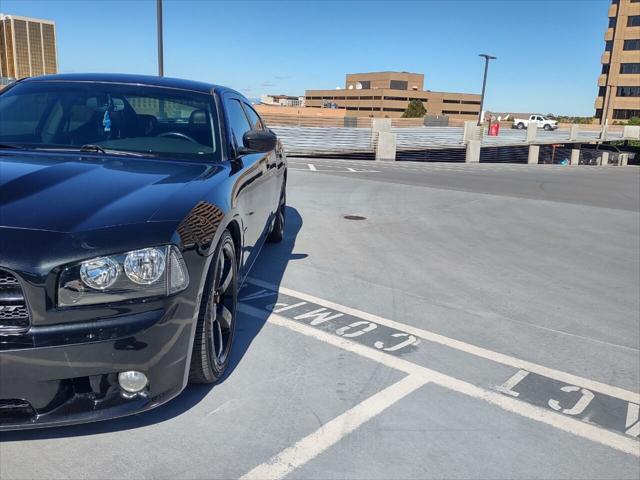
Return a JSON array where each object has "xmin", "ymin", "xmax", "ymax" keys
[{"xmin": 1, "ymin": 160, "xmax": 638, "ymax": 479}]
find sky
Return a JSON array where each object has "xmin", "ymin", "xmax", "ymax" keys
[{"xmin": 3, "ymin": 0, "xmax": 612, "ymax": 116}]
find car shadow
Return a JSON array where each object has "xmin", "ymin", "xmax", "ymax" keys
[{"xmin": 1, "ymin": 206, "xmax": 304, "ymax": 441}]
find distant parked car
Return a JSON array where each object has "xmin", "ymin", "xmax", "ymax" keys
[{"xmin": 513, "ymin": 115, "xmax": 558, "ymax": 131}]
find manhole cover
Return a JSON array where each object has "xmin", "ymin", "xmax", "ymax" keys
[{"xmin": 343, "ymin": 215, "xmax": 367, "ymax": 221}]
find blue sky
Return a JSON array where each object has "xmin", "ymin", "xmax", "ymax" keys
[{"xmin": 3, "ymin": 0, "xmax": 611, "ymax": 116}]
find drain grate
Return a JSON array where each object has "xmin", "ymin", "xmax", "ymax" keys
[{"xmin": 343, "ymin": 215, "xmax": 367, "ymax": 221}]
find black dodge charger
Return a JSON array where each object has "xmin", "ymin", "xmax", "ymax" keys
[{"xmin": 0, "ymin": 74, "xmax": 287, "ymax": 429}]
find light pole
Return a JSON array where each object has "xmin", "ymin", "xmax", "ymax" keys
[
  {"xmin": 477, "ymin": 54, "xmax": 496, "ymax": 126},
  {"xmin": 157, "ymin": 0, "xmax": 164, "ymax": 77}
]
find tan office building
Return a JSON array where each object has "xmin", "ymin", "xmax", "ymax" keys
[
  {"xmin": 305, "ymin": 71, "xmax": 481, "ymax": 119},
  {"xmin": 595, "ymin": 0, "xmax": 640, "ymax": 123},
  {"xmin": 0, "ymin": 13, "xmax": 57, "ymax": 81}
]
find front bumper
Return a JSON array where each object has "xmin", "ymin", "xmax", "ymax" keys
[{"xmin": 0, "ymin": 303, "xmax": 197, "ymax": 430}]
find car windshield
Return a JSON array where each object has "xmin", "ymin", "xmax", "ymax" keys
[{"xmin": 0, "ymin": 81, "xmax": 220, "ymax": 161}]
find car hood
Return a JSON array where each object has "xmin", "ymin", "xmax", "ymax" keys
[{"xmin": 0, "ymin": 151, "xmax": 217, "ymax": 233}]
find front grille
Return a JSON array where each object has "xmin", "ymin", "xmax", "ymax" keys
[
  {"xmin": 0, "ymin": 270, "xmax": 19, "ymax": 286},
  {"xmin": 0, "ymin": 269, "xmax": 31, "ymax": 334},
  {"xmin": 0, "ymin": 399, "xmax": 36, "ymax": 422}
]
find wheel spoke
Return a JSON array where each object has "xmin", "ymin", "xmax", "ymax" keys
[
  {"xmin": 215, "ymin": 254, "xmax": 224, "ymax": 287},
  {"xmin": 218, "ymin": 258, "xmax": 233, "ymax": 294},
  {"xmin": 219, "ymin": 305, "xmax": 233, "ymax": 330},
  {"xmin": 215, "ymin": 318, "xmax": 223, "ymax": 356}
]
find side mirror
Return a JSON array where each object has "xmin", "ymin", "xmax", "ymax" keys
[{"xmin": 239, "ymin": 129, "xmax": 277, "ymax": 155}]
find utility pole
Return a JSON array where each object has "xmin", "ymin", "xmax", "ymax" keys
[
  {"xmin": 157, "ymin": 0, "xmax": 164, "ymax": 77},
  {"xmin": 477, "ymin": 54, "xmax": 496, "ymax": 126}
]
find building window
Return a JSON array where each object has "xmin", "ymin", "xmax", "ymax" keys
[
  {"xmin": 628, "ymin": 16, "xmax": 640, "ymax": 27},
  {"xmin": 409, "ymin": 98, "xmax": 427, "ymax": 103},
  {"xmin": 442, "ymin": 110, "xmax": 460, "ymax": 115},
  {"xmin": 623, "ymin": 39, "xmax": 640, "ymax": 50},
  {"xmin": 359, "ymin": 96, "xmax": 373, "ymax": 100},
  {"xmin": 384, "ymin": 96, "xmax": 408, "ymax": 101},
  {"xmin": 617, "ymin": 86, "xmax": 640, "ymax": 97},
  {"xmin": 389, "ymin": 80, "xmax": 408, "ymax": 90},
  {"xmin": 382, "ymin": 107, "xmax": 405, "ymax": 112},
  {"xmin": 605, "ymin": 40, "xmax": 613, "ymax": 51},
  {"xmin": 41, "ymin": 23, "xmax": 57, "ymax": 74},
  {"xmin": 360, "ymin": 81, "xmax": 371, "ymax": 89},
  {"xmin": 620, "ymin": 63, "xmax": 640, "ymax": 74},
  {"xmin": 595, "ymin": 108, "xmax": 603, "ymax": 119},
  {"xmin": 461, "ymin": 100, "xmax": 481, "ymax": 105},
  {"xmin": 373, "ymin": 96, "xmax": 382, "ymax": 100},
  {"xmin": 599, "ymin": 86, "xmax": 607, "ymax": 97},
  {"xmin": 613, "ymin": 109, "xmax": 640, "ymax": 120},
  {"xmin": 443, "ymin": 99, "xmax": 461, "ymax": 104},
  {"xmin": 602, "ymin": 63, "xmax": 610, "ymax": 74},
  {"xmin": 608, "ymin": 17, "xmax": 617, "ymax": 28},
  {"xmin": 460, "ymin": 111, "xmax": 478, "ymax": 115},
  {"xmin": 13, "ymin": 20, "xmax": 30, "ymax": 78},
  {"xmin": 27, "ymin": 22, "xmax": 44, "ymax": 76}
]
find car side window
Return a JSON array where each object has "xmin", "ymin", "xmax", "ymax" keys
[
  {"xmin": 226, "ymin": 99, "xmax": 251, "ymax": 148},
  {"xmin": 242, "ymin": 103, "xmax": 265, "ymax": 131}
]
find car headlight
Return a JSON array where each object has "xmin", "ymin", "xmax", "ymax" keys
[{"xmin": 58, "ymin": 246, "xmax": 189, "ymax": 307}]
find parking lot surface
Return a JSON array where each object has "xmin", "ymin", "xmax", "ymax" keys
[{"xmin": 1, "ymin": 159, "xmax": 639, "ymax": 479}]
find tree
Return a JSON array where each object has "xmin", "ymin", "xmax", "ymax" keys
[
  {"xmin": 628, "ymin": 116, "xmax": 640, "ymax": 126},
  {"xmin": 402, "ymin": 99, "xmax": 426, "ymax": 118}
]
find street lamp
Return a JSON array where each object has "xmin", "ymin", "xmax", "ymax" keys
[
  {"xmin": 157, "ymin": 0, "xmax": 164, "ymax": 77},
  {"xmin": 477, "ymin": 54, "xmax": 496, "ymax": 126}
]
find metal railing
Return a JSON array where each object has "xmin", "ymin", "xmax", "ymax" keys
[
  {"xmin": 271, "ymin": 126, "xmax": 378, "ymax": 156},
  {"xmin": 263, "ymin": 113, "xmax": 637, "ymax": 159}
]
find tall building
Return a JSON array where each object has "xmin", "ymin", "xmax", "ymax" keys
[
  {"xmin": 595, "ymin": 0, "xmax": 640, "ymax": 123},
  {"xmin": 0, "ymin": 13, "xmax": 57, "ymax": 82},
  {"xmin": 305, "ymin": 71, "xmax": 481, "ymax": 119}
]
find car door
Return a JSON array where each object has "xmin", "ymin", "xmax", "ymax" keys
[
  {"xmin": 241, "ymin": 102, "xmax": 280, "ymax": 216},
  {"xmin": 223, "ymin": 95, "xmax": 272, "ymax": 273}
]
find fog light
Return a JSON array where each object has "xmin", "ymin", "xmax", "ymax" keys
[{"xmin": 118, "ymin": 371, "xmax": 148, "ymax": 393}]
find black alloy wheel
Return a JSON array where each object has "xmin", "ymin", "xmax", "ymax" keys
[
  {"xmin": 189, "ymin": 230, "xmax": 237, "ymax": 383},
  {"xmin": 267, "ymin": 183, "xmax": 286, "ymax": 243}
]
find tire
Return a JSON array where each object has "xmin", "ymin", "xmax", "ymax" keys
[
  {"xmin": 517, "ymin": 123, "xmax": 525, "ymax": 130},
  {"xmin": 267, "ymin": 182, "xmax": 286, "ymax": 243},
  {"xmin": 543, "ymin": 124, "xmax": 551, "ymax": 131},
  {"xmin": 189, "ymin": 230, "xmax": 238, "ymax": 384}
]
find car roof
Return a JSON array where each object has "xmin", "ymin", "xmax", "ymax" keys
[{"xmin": 20, "ymin": 73, "xmax": 245, "ymax": 98}]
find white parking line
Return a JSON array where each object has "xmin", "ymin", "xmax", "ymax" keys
[
  {"xmin": 238, "ymin": 305, "xmax": 640, "ymax": 463},
  {"xmin": 240, "ymin": 374, "xmax": 429, "ymax": 480},
  {"xmin": 247, "ymin": 277, "xmax": 640, "ymax": 404}
]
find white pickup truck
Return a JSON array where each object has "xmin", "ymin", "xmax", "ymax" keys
[{"xmin": 513, "ymin": 115, "xmax": 558, "ymax": 131}]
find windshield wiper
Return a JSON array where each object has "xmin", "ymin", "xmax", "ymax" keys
[
  {"xmin": 0, "ymin": 143, "xmax": 25, "ymax": 150},
  {"xmin": 31, "ymin": 145, "xmax": 151, "ymax": 158},
  {"xmin": 79, "ymin": 145, "xmax": 154, "ymax": 157},
  {"xmin": 80, "ymin": 144, "xmax": 107, "ymax": 154}
]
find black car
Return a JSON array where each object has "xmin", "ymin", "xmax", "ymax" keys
[{"xmin": 0, "ymin": 73, "xmax": 287, "ymax": 429}]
